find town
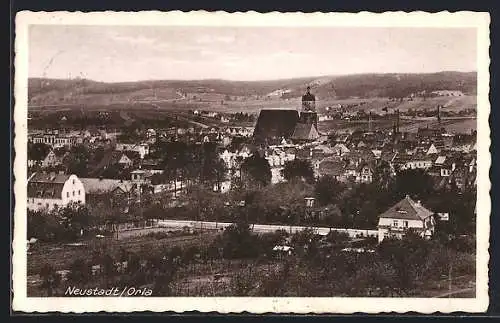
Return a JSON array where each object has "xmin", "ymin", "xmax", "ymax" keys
[{"xmin": 26, "ymin": 81, "xmax": 477, "ymax": 298}]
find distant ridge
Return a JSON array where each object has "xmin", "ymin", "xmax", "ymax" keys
[{"xmin": 28, "ymin": 71, "xmax": 477, "ymax": 107}]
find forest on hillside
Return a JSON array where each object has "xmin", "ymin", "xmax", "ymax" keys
[{"xmin": 28, "ymin": 72, "xmax": 476, "ymax": 106}]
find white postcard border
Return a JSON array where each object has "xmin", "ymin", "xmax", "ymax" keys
[{"xmin": 13, "ymin": 10, "xmax": 491, "ymax": 313}]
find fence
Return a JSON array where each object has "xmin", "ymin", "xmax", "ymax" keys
[{"xmin": 157, "ymin": 220, "xmax": 378, "ymax": 238}]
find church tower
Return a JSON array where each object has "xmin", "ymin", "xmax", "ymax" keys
[{"xmin": 299, "ymin": 86, "xmax": 318, "ymax": 129}]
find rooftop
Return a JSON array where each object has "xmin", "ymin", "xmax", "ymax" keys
[{"xmin": 379, "ymin": 195, "xmax": 434, "ymax": 221}]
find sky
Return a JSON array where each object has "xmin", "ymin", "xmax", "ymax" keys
[{"xmin": 28, "ymin": 25, "xmax": 477, "ymax": 82}]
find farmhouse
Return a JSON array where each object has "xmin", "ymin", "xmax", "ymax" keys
[
  {"xmin": 377, "ymin": 195, "xmax": 435, "ymax": 243},
  {"xmin": 27, "ymin": 173, "xmax": 86, "ymax": 212},
  {"xmin": 80, "ymin": 177, "xmax": 134, "ymax": 207}
]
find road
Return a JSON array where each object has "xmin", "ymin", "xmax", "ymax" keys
[{"xmin": 157, "ymin": 219, "xmax": 378, "ymax": 238}]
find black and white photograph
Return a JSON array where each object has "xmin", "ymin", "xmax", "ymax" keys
[{"xmin": 13, "ymin": 11, "xmax": 490, "ymax": 313}]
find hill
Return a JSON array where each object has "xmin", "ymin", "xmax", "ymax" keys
[{"xmin": 28, "ymin": 72, "xmax": 476, "ymax": 108}]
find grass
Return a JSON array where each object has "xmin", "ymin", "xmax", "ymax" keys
[{"xmin": 27, "ymin": 232, "xmax": 217, "ymax": 276}]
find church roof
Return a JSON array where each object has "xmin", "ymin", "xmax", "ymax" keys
[
  {"xmin": 291, "ymin": 123, "xmax": 319, "ymax": 141},
  {"xmin": 253, "ymin": 109, "xmax": 299, "ymax": 143}
]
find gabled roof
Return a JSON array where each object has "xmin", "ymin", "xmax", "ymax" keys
[
  {"xmin": 333, "ymin": 143, "xmax": 350, "ymax": 153},
  {"xmin": 27, "ymin": 173, "xmax": 71, "ymax": 199},
  {"xmin": 30, "ymin": 172, "xmax": 70, "ymax": 184},
  {"xmin": 80, "ymin": 178, "xmax": 134, "ymax": 195},
  {"xmin": 291, "ymin": 123, "xmax": 319, "ymax": 141},
  {"xmin": 253, "ymin": 109, "xmax": 299, "ymax": 142},
  {"xmin": 379, "ymin": 195, "xmax": 434, "ymax": 221},
  {"xmin": 314, "ymin": 144, "xmax": 334, "ymax": 155},
  {"xmin": 435, "ymin": 156, "xmax": 446, "ymax": 165}
]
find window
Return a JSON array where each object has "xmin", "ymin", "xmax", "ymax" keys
[
  {"xmin": 78, "ymin": 190, "xmax": 81, "ymax": 195},
  {"xmin": 393, "ymin": 220, "xmax": 399, "ymax": 227},
  {"xmin": 72, "ymin": 179, "xmax": 75, "ymax": 185},
  {"xmin": 46, "ymin": 203, "xmax": 49, "ymax": 208},
  {"xmin": 73, "ymin": 191, "xmax": 75, "ymax": 197},
  {"xmin": 67, "ymin": 192, "xmax": 69, "ymax": 198},
  {"xmin": 403, "ymin": 221, "xmax": 409, "ymax": 228}
]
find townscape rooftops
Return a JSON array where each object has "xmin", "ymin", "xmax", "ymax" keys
[
  {"xmin": 380, "ymin": 195, "xmax": 434, "ymax": 221},
  {"xmin": 318, "ymin": 158, "xmax": 345, "ymax": 177}
]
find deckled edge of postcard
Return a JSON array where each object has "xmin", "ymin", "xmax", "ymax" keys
[{"xmin": 12, "ymin": 10, "xmax": 491, "ymax": 314}]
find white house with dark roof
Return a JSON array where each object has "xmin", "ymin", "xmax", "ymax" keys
[
  {"xmin": 27, "ymin": 173, "xmax": 85, "ymax": 212},
  {"xmin": 377, "ymin": 195, "xmax": 436, "ymax": 243}
]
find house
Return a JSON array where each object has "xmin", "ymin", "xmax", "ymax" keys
[
  {"xmin": 27, "ymin": 173, "xmax": 86, "ymax": 212},
  {"xmin": 131, "ymin": 169, "xmax": 152, "ymax": 184},
  {"xmin": 213, "ymin": 180, "xmax": 232, "ymax": 193},
  {"xmin": 434, "ymin": 155, "xmax": 447, "ymax": 166},
  {"xmin": 313, "ymin": 144, "xmax": 335, "ymax": 157},
  {"xmin": 377, "ymin": 195, "xmax": 436, "ymax": 243},
  {"xmin": 117, "ymin": 152, "xmax": 134, "ymax": 167},
  {"xmin": 31, "ymin": 133, "xmax": 77, "ymax": 148},
  {"xmin": 80, "ymin": 178, "xmax": 134, "ymax": 207},
  {"xmin": 115, "ymin": 143, "xmax": 150, "ymax": 159},
  {"xmin": 332, "ymin": 143, "xmax": 350, "ymax": 157},
  {"xmin": 270, "ymin": 167, "xmax": 285, "ymax": 184},
  {"xmin": 426, "ymin": 143, "xmax": 439, "ymax": 155},
  {"xmin": 358, "ymin": 163, "xmax": 373, "ymax": 184},
  {"xmin": 41, "ymin": 150, "xmax": 64, "ymax": 168},
  {"xmin": 399, "ymin": 155, "xmax": 433, "ymax": 170}
]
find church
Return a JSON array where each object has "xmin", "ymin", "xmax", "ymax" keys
[{"xmin": 253, "ymin": 86, "xmax": 320, "ymax": 144}]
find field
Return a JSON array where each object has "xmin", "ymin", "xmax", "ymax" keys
[{"xmin": 27, "ymin": 230, "xmax": 217, "ymax": 276}]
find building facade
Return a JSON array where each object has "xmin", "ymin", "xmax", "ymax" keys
[
  {"xmin": 377, "ymin": 195, "xmax": 435, "ymax": 243},
  {"xmin": 27, "ymin": 173, "xmax": 86, "ymax": 212}
]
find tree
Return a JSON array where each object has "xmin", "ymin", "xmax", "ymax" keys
[
  {"xmin": 68, "ymin": 258, "xmax": 92, "ymax": 285},
  {"xmin": 101, "ymin": 253, "xmax": 117, "ymax": 277},
  {"xmin": 219, "ymin": 222, "xmax": 260, "ymax": 259},
  {"xmin": 324, "ymin": 230, "xmax": 349, "ymax": 245},
  {"xmin": 39, "ymin": 263, "xmax": 61, "ymax": 296},
  {"xmin": 240, "ymin": 154, "xmax": 272, "ymax": 187},
  {"xmin": 372, "ymin": 160, "xmax": 394, "ymax": 191},
  {"xmin": 394, "ymin": 169, "xmax": 434, "ymax": 200},
  {"xmin": 314, "ymin": 175, "xmax": 344, "ymax": 206},
  {"xmin": 28, "ymin": 211, "xmax": 62, "ymax": 242},
  {"xmin": 63, "ymin": 144, "xmax": 91, "ymax": 177},
  {"xmin": 28, "ymin": 142, "xmax": 51, "ymax": 162},
  {"xmin": 55, "ymin": 203, "xmax": 94, "ymax": 240},
  {"xmin": 282, "ymin": 159, "xmax": 315, "ymax": 184},
  {"xmin": 291, "ymin": 228, "xmax": 320, "ymax": 258}
]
